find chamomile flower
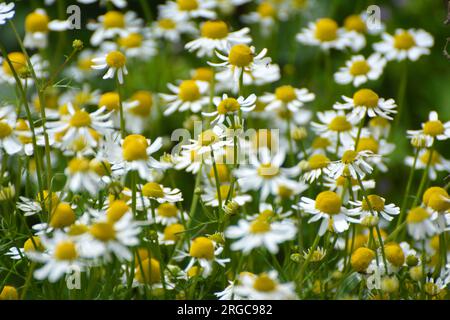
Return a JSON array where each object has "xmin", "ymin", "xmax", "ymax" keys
[
  {"xmin": 159, "ymin": 0, "xmax": 217, "ymax": 20},
  {"xmin": 65, "ymin": 49, "xmax": 99, "ymax": 82},
  {"xmin": 349, "ymin": 195, "xmax": 400, "ymax": 222},
  {"xmin": 27, "ymin": 231, "xmax": 84, "ymax": 282},
  {"xmin": 91, "ymin": 50, "xmax": 128, "ymax": 84},
  {"xmin": 102, "ymin": 29, "xmax": 157, "ymax": 60},
  {"xmin": 406, "ymin": 207, "xmax": 436, "ymax": 240},
  {"xmin": 174, "ymin": 149, "xmax": 211, "ymax": 174},
  {"xmin": 300, "ymin": 153, "xmax": 331, "ymax": 183},
  {"xmin": 185, "ymin": 20, "xmax": 251, "ymax": 57},
  {"xmin": 203, "ymin": 93, "xmax": 256, "ymax": 125},
  {"xmin": 151, "ymin": 17, "xmax": 197, "ymax": 43},
  {"xmin": 177, "ymin": 237, "xmax": 229, "ymax": 277},
  {"xmin": 296, "ymin": 18, "xmax": 349, "ymax": 51},
  {"xmin": 5, "ymin": 236, "xmax": 43, "ymax": 260},
  {"xmin": 159, "ymin": 223, "xmax": 186, "ymax": 245},
  {"xmin": 260, "ymin": 85, "xmax": 315, "ymax": 112},
  {"xmin": 134, "ymin": 182, "xmax": 183, "ymax": 208},
  {"xmin": 235, "ymin": 148, "xmax": 304, "ymax": 201},
  {"xmin": 182, "ymin": 125, "xmax": 233, "ymax": 155},
  {"xmin": 233, "ymin": 271, "xmax": 296, "ymax": 300},
  {"xmin": 353, "ymin": 135, "xmax": 394, "ymax": 172},
  {"xmin": 333, "ymin": 89, "xmax": 397, "ymax": 122},
  {"xmin": 405, "ymin": 149, "xmax": 450, "ymax": 181},
  {"xmin": 0, "ymin": 2, "xmax": 14, "ymax": 25},
  {"xmin": 241, "ymin": 2, "xmax": 282, "ymax": 37},
  {"xmin": 327, "ymin": 149, "xmax": 376, "ymax": 180},
  {"xmin": 323, "ymin": 175, "xmax": 375, "ymax": 204},
  {"xmin": 201, "ymin": 184, "xmax": 251, "ymax": 208},
  {"xmin": 334, "ymin": 54, "xmax": 386, "ymax": 87},
  {"xmin": 407, "ymin": 111, "xmax": 450, "ymax": 145},
  {"xmin": 123, "ymin": 91, "xmax": 154, "ymax": 134},
  {"xmin": 46, "ymin": 103, "xmax": 113, "ymax": 149},
  {"xmin": 87, "ymin": 11, "xmax": 143, "ymax": 46},
  {"xmin": 160, "ymin": 80, "xmax": 209, "ymax": 115},
  {"xmin": 373, "ymin": 28, "xmax": 433, "ymax": 61},
  {"xmin": 23, "ymin": 9, "xmax": 70, "ymax": 49},
  {"xmin": 0, "ymin": 116, "xmax": 22, "ymax": 155},
  {"xmin": 423, "ymin": 187, "xmax": 450, "ymax": 217},
  {"xmin": 149, "ymin": 203, "xmax": 187, "ymax": 225},
  {"xmin": 311, "ymin": 110, "xmax": 357, "ymax": 148},
  {"xmin": 0, "ymin": 52, "xmax": 48, "ymax": 85},
  {"xmin": 225, "ymin": 218, "xmax": 296, "ymax": 254},
  {"xmin": 64, "ymin": 157, "xmax": 103, "ymax": 196},
  {"xmin": 209, "ymin": 44, "xmax": 272, "ymax": 85},
  {"xmin": 296, "ymin": 191, "xmax": 357, "ymax": 236}
]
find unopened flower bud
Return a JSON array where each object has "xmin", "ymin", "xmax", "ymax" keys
[
  {"xmin": 406, "ymin": 254, "xmax": 419, "ymax": 267},
  {"xmin": 290, "ymin": 253, "xmax": 302, "ymax": 263},
  {"xmin": 72, "ymin": 39, "xmax": 84, "ymax": 51},
  {"xmin": 381, "ymin": 276, "xmax": 399, "ymax": 293},
  {"xmin": 291, "ymin": 126, "xmax": 307, "ymax": 141},
  {"xmin": 224, "ymin": 200, "xmax": 239, "ymax": 216}
]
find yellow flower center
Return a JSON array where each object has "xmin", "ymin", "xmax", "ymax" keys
[
  {"xmin": 54, "ymin": 241, "xmax": 78, "ymax": 261},
  {"xmin": 349, "ymin": 60, "xmax": 370, "ymax": 76},
  {"xmin": 253, "ymin": 274, "xmax": 276, "ymax": 292},
  {"xmin": 308, "ymin": 154, "xmax": 330, "ymax": 169},
  {"xmin": 257, "ymin": 163, "xmax": 280, "ymax": 178},
  {"xmin": 217, "ymin": 97, "xmax": 240, "ymax": 114},
  {"xmin": 192, "ymin": 67, "xmax": 214, "ymax": 83},
  {"xmin": 420, "ymin": 150, "xmax": 441, "ymax": 165},
  {"xmin": 163, "ymin": 223, "xmax": 185, "ymax": 241},
  {"xmin": 78, "ymin": 57, "xmax": 93, "ymax": 71},
  {"xmin": 90, "ymin": 222, "xmax": 116, "ymax": 241},
  {"xmin": 312, "ymin": 137, "xmax": 331, "ymax": 149},
  {"xmin": 384, "ymin": 243, "xmax": 405, "ymax": 267},
  {"xmin": 177, "ymin": 0, "xmax": 198, "ymax": 11},
  {"xmin": 344, "ymin": 15, "xmax": 366, "ymax": 33},
  {"xmin": 198, "ymin": 129, "xmax": 219, "ymax": 146},
  {"xmin": 50, "ymin": 203, "xmax": 76, "ymax": 228},
  {"xmin": 107, "ymin": 200, "xmax": 129, "ymax": 222},
  {"xmin": 23, "ymin": 236, "xmax": 43, "ymax": 252},
  {"xmin": 157, "ymin": 203, "xmax": 178, "ymax": 217},
  {"xmin": 228, "ymin": 44, "xmax": 253, "ymax": 68},
  {"xmin": 25, "ymin": 12, "xmax": 49, "ymax": 33},
  {"xmin": 407, "ymin": 207, "xmax": 430, "ymax": 223},
  {"xmin": 118, "ymin": 33, "xmax": 143, "ymax": 48},
  {"xmin": 89, "ymin": 159, "xmax": 110, "ymax": 176},
  {"xmin": 370, "ymin": 116, "xmax": 389, "ymax": 128},
  {"xmin": 257, "ymin": 2, "xmax": 276, "ymax": 18},
  {"xmin": 353, "ymin": 89, "xmax": 379, "ymax": 108},
  {"xmin": 351, "ymin": 247, "xmax": 375, "ymax": 272},
  {"xmin": 275, "ymin": 85, "xmax": 296, "ymax": 103},
  {"xmin": 209, "ymin": 164, "xmax": 230, "ymax": 182},
  {"xmin": 250, "ymin": 219, "xmax": 271, "ymax": 233},
  {"xmin": 315, "ymin": 191, "xmax": 342, "ymax": 215},
  {"xmin": 178, "ymin": 80, "xmax": 201, "ymax": 102},
  {"xmin": 122, "ymin": 135, "xmax": 149, "ymax": 161},
  {"xmin": 217, "ymin": 185, "xmax": 233, "ymax": 200},
  {"xmin": 106, "ymin": 51, "xmax": 126, "ymax": 68},
  {"xmin": 259, "ymin": 209, "xmax": 274, "ymax": 221},
  {"xmin": 103, "ymin": 11, "xmax": 125, "ymax": 29},
  {"xmin": 0, "ymin": 286, "xmax": 18, "ymax": 300},
  {"xmin": 99, "ymin": 92, "xmax": 119, "ymax": 111},
  {"xmin": 36, "ymin": 190, "xmax": 60, "ymax": 211},
  {"xmin": 69, "ymin": 110, "xmax": 91, "ymax": 128},
  {"xmin": 2, "ymin": 52, "xmax": 28, "ymax": 76},
  {"xmin": 68, "ymin": 157, "xmax": 90, "ymax": 173},
  {"xmin": 394, "ymin": 32, "xmax": 415, "ymax": 50},
  {"xmin": 130, "ymin": 91, "xmax": 153, "ymax": 116},
  {"xmin": 201, "ymin": 21, "xmax": 228, "ymax": 39},
  {"xmin": 67, "ymin": 224, "xmax": 89, "ymax": 236},
  {"xmin": 189, "ymin": 237, "xmax": 214, "ymax": 260},
  {"xmin": 135, "ymin": 258, "xmax": 161, "ymax": 284},
  {"xmin": 142, "ymin": 182, "xmax": 164, "ymax": 198},
  {"xmin": 423, "ymin": 120, "xmax": 444, "ymax": 136},
  {"xmin": 0, "ymin": 121, "xmax": 13, "ymax": 138},
  {"xmin": 362, "ymin": 194, "xmax": 385, "ymax": 211},
  {"xmin": 158, "ymin": 18, "xmax": 176, "ymax": 30},
  {"xmin": 341, "ymin": 150, "xmax": 358, "ymax": 164},
  {"xmin": 357, "ymin": 137, "xmax": 379, "ymax": 154},
  {"xmin": 328, "ymin": 116, "xmax": 352, "ymax": 132},
  {"xmin": 427, "ymin": 192, "xmax": 450, "ymax": 212},
  {"xmin": 314, "ymin": 18, "xmax": 338, "ymax": 41}
]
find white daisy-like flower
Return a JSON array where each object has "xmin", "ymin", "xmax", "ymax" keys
[
  {"xmin": 151, "ymin": 17, "xmax": 197, "ymax": 43},
  {"xmin": 233, "ymin": 271, "xmax": 297, "ymax": 300},
  {"xmin": 101, "ymin": 28, "xmax": 157, "ymax": 61},
  {"xmin": 182, "ymin": 124, "xmax": 233, "ymax": 156},
  {"xmin": 87, "ymin": 11, "xmax": 143, "ymax": 46},
  {"xmin": 349, "ymin": 195, "xmax": 400, "ymax": 222},
  {"xmin": 201, "ymin": 183, "xmax": 251, "ymax": 208},
  {"xmin": 17, "ymin": 196, "xmax": 43, "ymax": 216},
  {"xmin": 296, "ymin": 17, "xmax": 349, "ymax": 51},
  {"xmin": 0, "ymin": 52, "xmax": 48, "ymax": 85},
  {"xmin": 23, "ymin": 8, "xmax": 70, "ymax": 49},
  {"xmin": 241, "ymin": 2, "xmax": 285, "ymax": 37},
  {"xmin": 300, "ymin": 153, "xmax": 331, "ymax": 183},
  {"xmin": 405, "ymin": 149, "xmax": 450, "ymax": 181},
  {"xmin": 373, "ymin": 28, "xmax": 433, "ymax": 61},
  {"xmin": 46, "ymin": 103, "xmax": 113, "ymax": 149},
  {"xmin": 334, "ymin": 54, "xmax": 386, "ymax": 87},
  {"xmin": 203, "ymin": 93, "xmax": 256, "ymax": 125},
  {"xmin": 64, "ymin": 157, "xmax": 103, "ymax": 196},
  {"xmin": 160, "ymin": 80, "xmax": 209, "ymax": 115},
  {"xmin": 27, "ymin": 231, "xmax": 84, "ymax": 283},
  {"xmin": 209, "ymin": 44, "xmax": 272, "ymax": 86},
  {"xmin": 406, "ymin": 207, "xmax": 436, "ymax": 240},
  {"xmin": 185, "ymin": 20, "xmax": 251, "ymax": 57},
  {"xmin": 407, "ymin": 111, "xmax": 450, "ymax": 145},
  {"xmin": 259, "ymin": 85, "xmax": 315, "ymax": 112},
  {"xmin": 296, "ymin": 191, "xmax": 358, "ymax": 236},
  {"xmin": 176, "ymin": 237, "xmax": 229, "ymax": 277},
  {"xmin": 0, "ymin": 115, "xmax": 22, "ymax": 155},
  {"xmin": 0, "ymin": 2, "xmax": 14, "ymax": 25},
  {"xmin": 174, "ymin": 148, "xmax": 211, "ymax": 174},
  {"xmin": 91, "ymin": 50, "xmax": 128, "ymax": 84},
  {"xmin": 159, "ymin": 0, "xmax": 217, "ymax": 20},
  {"xmin": 121, "ymin": 90, "xmax": 154, "ymax": 134},
  {"xmin": 323, "ymin": 175, "xmax": 375, "ymax": 204},
  {"xmin": 5, "ymin": 236, "xmax": 42, "ymax": 260},
  {"xmin": 327, "ymin": 149, "xmax": 376, "ymax": 180},
  {"xmin": 225, "ymin": 218, "xmax": 296, "ymax": 254},
  {"xmin": 311, "ymin": 110, "xmax": 358, "ymax": 148},
  {"xmin": 352, "ymin": 135, "xmax": 394, "ymax": 172},
  {"xmin": 132, "ymin": 182, "xmax": 183, "ymax": 208},
  {"xmin": 333, "ymin": 88, "xmax": 397, "ymax": 122},
  {"xmin": 235, "ymin": 148, "xmax": 304, "ymax": 201},
  {"xmin": 148, "ymin": 202, "xmax": 187, "ymax": 225},
  {"xmin": 158, "ymin": 223, "xmax": 186, "ymax": 245}
]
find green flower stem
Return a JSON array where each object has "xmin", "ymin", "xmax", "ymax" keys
[
  {"xmin": 115, "ymin": 74, "xmax": 126, "ymax": 138},
  {"xmin": 411, "ymin": 146, "xmax": 434, "ymax": 208}
]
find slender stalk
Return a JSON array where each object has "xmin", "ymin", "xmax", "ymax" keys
[
  {"xmin": 115, "ymin": 74, "xmax": 126, "ymax": 138},
  {"xmin": 411, "ymin": 146, "xmax": 434, "ymax": 208}
]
